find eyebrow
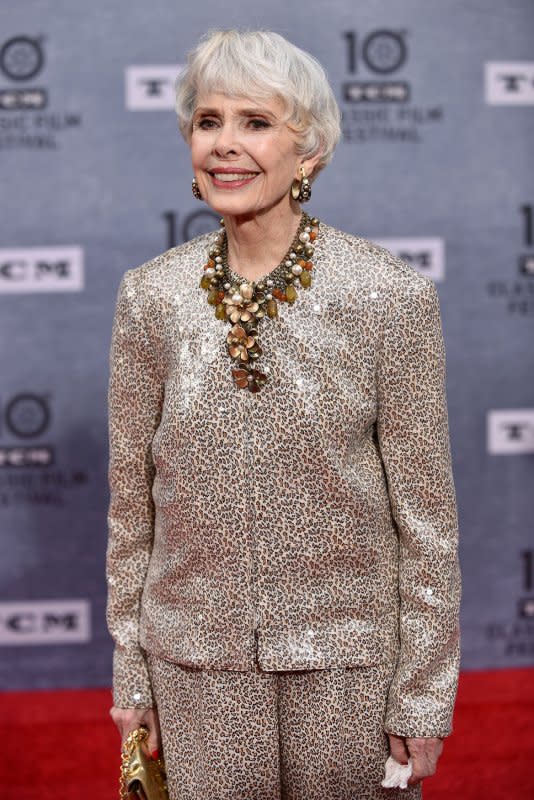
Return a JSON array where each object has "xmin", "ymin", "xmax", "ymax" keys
[{"xmin": 193, "ymin": 106, "xmax": 278, "ymax": 120}]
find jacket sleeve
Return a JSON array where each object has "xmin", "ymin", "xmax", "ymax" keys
[
  {"xmin": 106, "ymin": 270, "xmax": 164, "ymax": 708},
  {"xmin": 376, "ymin": 275, "xmax": 461, "ymax": 738}
]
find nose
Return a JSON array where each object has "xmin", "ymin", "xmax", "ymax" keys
[{"xmin": 213, "ymin": 122, "xmax": 241, "ymax": 157}]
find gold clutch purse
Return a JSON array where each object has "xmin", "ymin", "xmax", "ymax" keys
[{"xmin": 120, "ymin": 726, "xmax": 169, "ymax": 800}]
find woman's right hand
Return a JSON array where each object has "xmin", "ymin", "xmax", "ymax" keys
[{"xmin": 110, "ymin": 705, "xmax": 162, "ymax": 758}]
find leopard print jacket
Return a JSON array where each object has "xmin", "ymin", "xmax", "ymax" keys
[{"xmin": 106, "ymin": 222, "xmax": 461, "ymax": 738}]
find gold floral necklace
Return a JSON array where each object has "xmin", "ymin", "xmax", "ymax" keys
[{"xmin": 200, "ymin": 212, "xmax": 319, "ymax": 392}]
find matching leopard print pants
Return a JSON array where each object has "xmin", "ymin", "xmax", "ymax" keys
[{"xmin": 148, "ymin": 656, "xmax": 422, "ymax": 800}]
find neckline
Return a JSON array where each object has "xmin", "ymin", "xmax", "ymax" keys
[
  {"xmin": 200, "ymin": 214, "xmax": 320, "ymax": 392},
  {"xmin": 221, "ymin": 212, "xmax": 313, "ymax": 287}
]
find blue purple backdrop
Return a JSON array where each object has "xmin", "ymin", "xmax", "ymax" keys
[{"xmin": 1, "ymin": 0, "xmax": 533, "ymax": 690}]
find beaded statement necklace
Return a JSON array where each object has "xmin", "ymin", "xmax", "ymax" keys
[{"xmin": 200, "ymin": 213, "xmax": 319, "ymax": 392}]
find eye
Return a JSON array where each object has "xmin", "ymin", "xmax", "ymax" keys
[
  {"xmin": 248, "ymin": 118, "xmax": 271, "ymax": 130},
  {"xmin": 195, "ymin": 117, "xmax": 218, "ymax": 130}
]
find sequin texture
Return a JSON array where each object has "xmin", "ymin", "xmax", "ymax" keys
[{"xmin": 106, "ymin": 224, "xmax": 461, "ymax": 738}]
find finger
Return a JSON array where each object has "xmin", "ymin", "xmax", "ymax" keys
[
  {"xmin": 110, "ymin": 706, "xmax": 128, "ymax": 740},
  {"xmin": 387, "ymin": 733, "xmax": 410, "ymax": 765},
  {"xmin": 110, "ymin": 706, "xmax": 151, "ymax": 745},
  {"xmin": 407, "ymin": 737, "xmax": 443, "ymax": 780},
  {"xmin": 407, "ymin": 753, "xmax": 432, "ymax": 784},
  {"xmin": 408, "ymin": 760, "xmax": 429, "ymax": 787}
]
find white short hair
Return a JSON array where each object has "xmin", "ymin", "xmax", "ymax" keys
[{"xmin": 175, "ymin": 29, "xmax": 341, "ymax": 175}]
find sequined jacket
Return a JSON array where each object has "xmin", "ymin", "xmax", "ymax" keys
[{"xmin": 106, "ymin": 223, "xmax": 461, "ymax": 738}]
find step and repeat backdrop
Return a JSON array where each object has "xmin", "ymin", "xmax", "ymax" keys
[{"xmin": 1, "ymin": 0, "xmax": 533, "ymax": 690}]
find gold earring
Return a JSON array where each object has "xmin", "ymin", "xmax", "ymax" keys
[
  {"xmin": 192, "ymin": 177, "xmax": 202, "ymax": 201},
  {"xmin": 291, "ymin": 166, "xmax": 311, "ymax": 203}
]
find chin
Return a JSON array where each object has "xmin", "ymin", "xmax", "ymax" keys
[
  {"xmin": 205, "ymin": 192, "xmax": 289, "ymax": 221},
  {"xmin": 206, "ymin": 197, "xmax": 260, "ymax": 218}
]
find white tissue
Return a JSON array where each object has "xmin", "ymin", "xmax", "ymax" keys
[{"xmin": 381, "ymin": 755, "xmax": 413, "ymax": 789}]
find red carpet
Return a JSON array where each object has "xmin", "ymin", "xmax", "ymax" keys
[{"xmin": 1, "ymin": 667, "xmax": 533, "ymax": 799}]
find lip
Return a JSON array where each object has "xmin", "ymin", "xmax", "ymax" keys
[{"xmin": 207, "ymin": 167, "xmax": 260, "ymax": 190}]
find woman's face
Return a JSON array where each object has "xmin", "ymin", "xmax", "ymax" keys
[{"xmin": 190, "ymin": 92, "xmax": 309, "ymax": 220}]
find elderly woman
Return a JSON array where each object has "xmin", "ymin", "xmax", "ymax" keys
[{"xmin": 107, "ymin": 29, "xmax": 461, "ymax": 800}]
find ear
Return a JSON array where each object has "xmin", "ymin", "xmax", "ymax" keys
[{"xmin": 300, "ymin": 152, "xmax": 323, "ymax": 180}]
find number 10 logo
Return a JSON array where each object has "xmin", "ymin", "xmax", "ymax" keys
[{"xmin": 342, "ymin": 30, "xmax": 408, "ymax": 75}]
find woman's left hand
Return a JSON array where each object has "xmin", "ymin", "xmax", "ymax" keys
[{"xmin": 387, "ymin": 733, "xmax": 444, "ymax": 786}]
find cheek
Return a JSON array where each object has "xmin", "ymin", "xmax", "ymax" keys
[
  {"xmin": 274, "ymin": 146, "xmax": 300, "ymax": 176},
  {"xmin": 255, "ymin": 150, "xmax": 299, "ymax": 181},
  {"xmin": 190, "ymin": 136, "xmax": 210, "ymax": 165}
]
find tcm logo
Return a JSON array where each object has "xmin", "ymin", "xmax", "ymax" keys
[
  {"xmin": 0, "ymin": 247, "xmax": 84, "ymax": 293},
  {"xmin": 125, "ymin": 65, "xmax": 183, "ymax": 110},
  {"xmin": 0, "ymin": 600, "xmax": 91, "ymax": 645},
  {"xmin": 485, "ymin": 62, "xmax": 534, "ymax": 105},
  {"xmin": 342, "ymin": 29, "xmax": 410, "ymax": 103},
  {"xmin": 374, "ymin": 237, "xmax": 445, "ymax": 281},
  {"xmin": 487, "ymin": 409, "xmax": 534, "ymax": 454},
  {"xmin": 0, "ymin": 35, "xmax": 47, "ymax": 110}
]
